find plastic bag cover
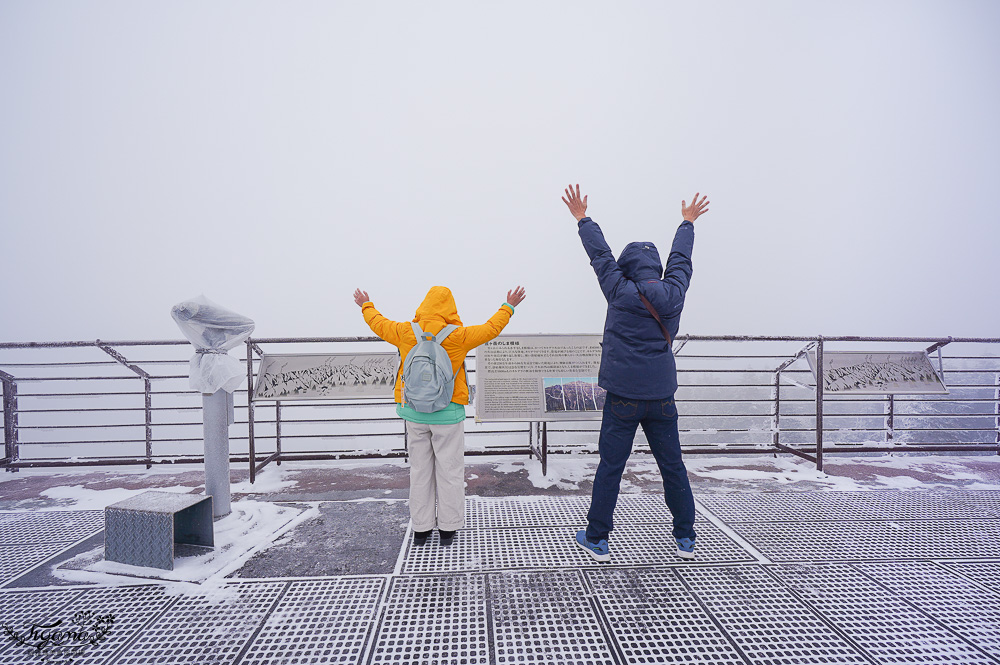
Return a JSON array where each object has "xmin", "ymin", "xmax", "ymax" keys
[{"xmin": 170, "ymin": 295, "xmax": 256, "ymax": 394}]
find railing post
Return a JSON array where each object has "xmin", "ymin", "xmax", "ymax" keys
[
  {"xmin": 772, "ymin": 370, "xmax": 781, "ymax": 450},
  {"xmin": 995, "ymin": 372, "xmax": 999, "ymax": 454},
  {"xmin": 815, "ymin": 336, "xmax": 824, "ymax": 472},
  {"xmin": 275, "ymin": 401, "xmax": 283, "ymax": 464},
  {"xmin": 2, "ymin": 373, "xmax": 18, "ymax": 471},
  {"xmin": 884, "ymin": 394, "xmax": 895, "ymax": 444},
  {"xmin": 144, "ymin": 378, "xmax": 153, "ymax": 468},
  {"xmin": 97, "ymin": 343, "xmax": 153, "ymax": 467},
  {"xmin": 247, "ymin": 340, "xmax": 257, "ymax": 484}
]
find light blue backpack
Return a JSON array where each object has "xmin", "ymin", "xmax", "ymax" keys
[{"xmin": 402, "ymin": 322, "xmax": 461, "ymax": 413}]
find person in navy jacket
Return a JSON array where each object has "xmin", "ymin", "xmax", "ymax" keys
[{"xmin": 562, "ymin": 184, "xmax": 710, "ymax": 562}]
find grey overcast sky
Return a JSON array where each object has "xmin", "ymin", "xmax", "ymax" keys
[{"xmin": 1, "ymin": 0, "xmax": 998, "ymax": 343}]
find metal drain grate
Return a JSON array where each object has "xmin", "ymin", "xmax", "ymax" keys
[
  {"xmin": 0, "ymin": 510, "xmax": 104, "ymax": 545},
  {"xmin": 465, "ymin": 495, "xmax": 700, "ymax": 530},
  {"xmin": 697, "ymin": 490, "xmax": 996, "ymax": 523},
  {"xmin": 0, "ymin": 543, "xmax": 73, "ymax": 586},
  {"xmin": 771, "ymin": 563, "xmax": 994, "ymax": 663},
  {"xmin": 940, "ymin": 561, "xmax": 1000, "ymax": 594},
  {"xmin": 2, "ymin": 584, "xmax": 176, "ymax": 665},
  {"xmin": 113, "ymin": 582, "xmax": 285, "ymax": 664},
  {"xmin": 402, "ymin": 522, "xmax": 752, "ymax": 574},
  {"xmin": 678, "ymin": 565, "xmax": 869, "ymax": 664},
  {"xmin": 728, "ymin": 519, "xmax": 1000, "ymax": 561},
  {"xmin": 585, "ymin": 567, "xmax": 746, "ymax": 664},
  {"xmin": 369, "ymin": 574, "xmax": 489, "ymax": 665},
  {"xmin": 489, "ymin": 570, "xmax": 615, "ymax": 665},
  {"xmin": 0, "ymin": 588, "xmax": 87, "ymax": 657},
  {"xmin": 854, "ymin": 562, "xmax": 1000, "ymax": 659},
  {"xmin": 241, "ymin": 577, "xmax": 384, "ymax": 665}
]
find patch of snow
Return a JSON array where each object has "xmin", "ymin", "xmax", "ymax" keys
[
  {"xmin": 230, "ymin": 465, "xmax": 298, "ymax": 494},
  {"xmin": 36, "ymin": 485, "xmax": 199, "ymax": 511}
]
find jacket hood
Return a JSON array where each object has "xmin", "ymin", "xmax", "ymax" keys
[
  {"xmin": 413, "ymin": 286, "xmax": 463, "ymax": 327},
  {"xmin": 617, "ymin": 242, "xmax": 663, "ymax": 280}
]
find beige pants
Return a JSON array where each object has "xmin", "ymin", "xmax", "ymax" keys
[{"xmin": 406, "ymin": 420, "xmax": 466, "ymax": 531}]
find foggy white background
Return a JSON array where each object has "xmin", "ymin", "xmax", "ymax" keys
[{"xmin": 2, "ymin": 0, "xmax": 998, "ymax": 343}]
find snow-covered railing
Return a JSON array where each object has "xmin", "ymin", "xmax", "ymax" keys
[{"xmin": 1, "ymin": 335, "xmax": 998, "ymax": 474}]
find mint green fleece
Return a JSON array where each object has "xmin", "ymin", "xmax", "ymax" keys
[{"xmin": 397, "ymin": 401, "xmax": 467, "ymax": 425}]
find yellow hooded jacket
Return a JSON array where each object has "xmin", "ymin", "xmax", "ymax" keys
[{"xmin": 362, "ymin": 286, "xmax": 513, "ymax": 405}]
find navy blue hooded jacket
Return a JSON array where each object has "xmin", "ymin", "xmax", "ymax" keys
[{"xmin": 578, "ymin": 217, "xmax": 694, "ymax": 399}]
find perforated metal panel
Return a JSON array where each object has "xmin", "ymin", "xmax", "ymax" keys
[
  {"xmin": 240, "ymin": 577, "xmax": 384, "ymax": 665},
  {"xmin": 1, "ymin": 585, "xmax": 176, "ymax": 665},
  {"xmin": 940, "ymin": 561, "xmax": 1000, "ymax": 594},
  {"xmin": 771, "ymin": 563, "xmax": 994, "ymax": 663},
  {"xmin": 113, "ymin": 582, "xmax": 285, "ymax": 664},
  {"xmin": 0, "ymin": 588, "xmax": 86, "ymax": 657},
  {"xmin": 585, "ymin": 567, "xmax": 745, "ymax": 664},
  {"xmin": 0, "ymin": 543, "xmax": 72, "ymax": 586},
  {"xmin": 950, "ymin": 490, "xmax": 1000, "ymax": 518},
  {"xmin": 402, "ymin": 522, "xmax": 751, "ymax": 574},
  {"xmin": 698, "ymin": 490, "xmax": 996, "ymax": 522},
  {"xmin": 854, "ymin": 562, "xmax": 1000, "ymax": 658},
  {"xmin": 730, "ymin": 519, "xmax": 1000, "ymax": 561},
  {"xmin": 489, "ymin": 570, "xmax": 615, "ymax": 665},
  {"xmin": 465, "ymin": 495, "xmax": 702, "ymax": 529},
  {"xmin": 369, "ymin": 574, "xmax": 488, "ymax": 665},
  {"xmin": 678, "ymin": 565, "xmax": 869, "ymax": 664},
  {"xmin": 0, "ymin": 510, "xmax": 104, "ymax": 545}
]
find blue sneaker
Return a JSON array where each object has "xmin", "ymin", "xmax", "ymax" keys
[
  {"xmin": 575, "ymin": 530, "xmax": 611, "ymax": 562},
  {"xmin": 676, "ymin": 537, "xmax": 696, "ymax": 560}
]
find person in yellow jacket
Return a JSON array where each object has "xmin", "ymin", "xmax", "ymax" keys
[{"xmin": 353, "ymin": 285, "xmax": 527, "ymax": 546}]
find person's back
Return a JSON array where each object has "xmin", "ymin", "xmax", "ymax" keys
[
  {"xmin": 354, "ymin": 284, "xmax": 526, "ymax": 546},
  {"xmin": 562, "ymin": 184, "xmax": 709, "ymax": 563}
]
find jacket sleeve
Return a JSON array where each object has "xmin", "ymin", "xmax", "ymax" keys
[
  {"xmin": 657, "ymin": 221, "xmax": 695, "ymax": 315},
  {"xmin": 455, "ymin": 305, "xmax": 513, "ymax": 350},
  {"xmin": 361, "ymin": 302, "xmax": 411, "ymax": 347},
  {"xmin": 578, "ymin": 217, "xmax": 624, "ymax": 301}
]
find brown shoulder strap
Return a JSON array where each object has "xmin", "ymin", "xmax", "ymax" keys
[{"xmin": 637, "ymin": 292, "xmax": 672, "ymax": 346}]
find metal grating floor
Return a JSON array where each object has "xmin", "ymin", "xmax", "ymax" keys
[
  {"xmin": 490, "ymin": 570, "xmax": 615, "ymax": 665},
  {"xmin": 697, "ymin": 490, "xmax": 999, "ymax": 522},
  {"xmin": 113, "ymin": 582, "xmax": 286, "ymax": 664},
  {"xmin": 854, "ymin": 561, "xmax": 1000, "ymax": 659},
  {"xmin": 585, "ymin": 567, "xmax": 746, "ymax": 664},
  {"xmin": 730, "ymin": 519, "xmax": 1000, "ymax": 561},
  {"xmin": 0, "ymin": 543, "xmax": 75, "ymax": 587},
  {"xmin": 0, "ymin": 510, "xmax": 105, "ymax": 544},
  {"xmin": 948, "ymin": 489, "xmax": 1000, "ymax": 517},
  {"xmin": 369, "ymin": 574, "xmax": 489, "ymax": 665},
  {"xmin": 241, "ymin": 577, "xmax": 384, "ymax": 665},
  {"xmin": 770, "ymin": 563, "xmax": 994, "ymax": 663},
  {"xmin": 678, "ymin": 565, "xmax": 870, "ymax": 664},
  {"xmin": 465, "ymin": 495, "xmax": 705, "ymax": 529},
  {"xmin": 2, "ymin": 490, "xmax": 1000, "ymax": 664},
  {"xmin": 401, "ymin": 521, "xmax": 751, "ymax": 574}
]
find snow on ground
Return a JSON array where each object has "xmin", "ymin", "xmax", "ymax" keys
[
  {"xmin": 37, "ymin": 484, "xmax": 200, "ymax": 511},
  {"xmin": 54, "ymin": 499, "xmax": 318, "ymax": 588}
]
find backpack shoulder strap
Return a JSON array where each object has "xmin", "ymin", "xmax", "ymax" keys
[
  {"xmin": 410, "ymin": 322, "xmax": 425, "ymax": 341},
  {"xmin": 435, "ymin": 324, "xmax": 459, "ymax": 345}
]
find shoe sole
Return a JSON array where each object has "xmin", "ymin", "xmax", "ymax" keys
[
  {"xmin": 575, "ymin": 538, "xmax": 611, "ymax": 563},
  {"xmin": 676, "ymin": 548, "xmax": 695, "ymax": 560}
]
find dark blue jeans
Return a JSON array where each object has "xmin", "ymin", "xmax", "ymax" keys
[{"xmin": 586, "ymin": 391, "xmax": 696, "ymax": 542}]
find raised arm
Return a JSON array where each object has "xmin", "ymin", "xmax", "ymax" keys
[
  {"xmin": 355, "ymin": 290, "xmax": 410, "ymax": 346},
  {"xmin": 565, "ymin": 184, "xmax": 624, "ymax": 301},
  {"xmin": 457, "ymin": 287, "xmax": 526, "ymax": 348}
]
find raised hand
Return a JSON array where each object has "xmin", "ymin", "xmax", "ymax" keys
[
  {"xmin": 353, "ymin": 289, "xmax": 370, "ymax": 307},
  {"xmin": 562, "ymin": 184, "xmax": 589, "ymax": 221},
  {"xmin": 681, "ymin": 193, "xmax": 710, "ymax": 222},
  {"xmin": 506, "ymin": 286, "xmax": 527, "ymax": 307}
]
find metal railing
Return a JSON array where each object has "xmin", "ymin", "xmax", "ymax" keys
[{"xmin": 1, "ymin": 335, "xmax": 998, "ymax": 476}]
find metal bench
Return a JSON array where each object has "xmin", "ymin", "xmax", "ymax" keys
[{"xmin": 104, "ymin": 491, "xmax": 214, "ymax": 570}]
